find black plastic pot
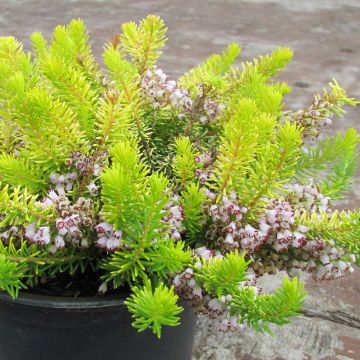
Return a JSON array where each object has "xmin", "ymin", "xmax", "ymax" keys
[{"xmin": 0, "ymin": 292, "xmax": 197, "ymax": 360}]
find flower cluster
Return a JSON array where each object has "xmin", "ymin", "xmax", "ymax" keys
[
  {"xmin": 195, "ymin": 83, "xmax": 224, "ymax": 124},
  {"xmin": 141, "ymin": 68, "xmax": 223, "ymax": 124},
  {"xmin": 200, "ymin": 96, "xmax": 224, "ymax": 124},
  {"xmin": 0, "ymin": 226, "xmax": 20, "ymax": 243},
  {"xmin": 172, "ymin": 249, "xmax": 225, "ymax": 311},
  {"xmin": 291, "ymin": 99, "xmax": 333, "ymax": 138},
  {"xmin": 173, "ymin": 263, "xmax": 239, "ymax": 332},
  {"xmin": 253, "ymin": 238, "xmax": 355, "ymax": 281},
  {"xmin": 162, "ymin": 194, "xmax": 184, "ymax": 240},
  {"xmin": 195, "ymin": 153, "xmax": 213, "ymax": 183},
  {"xmin": 251, "ymin": 199, "xmax": 355, "ymax": 280},
  {"xmin": 257, "ymin": 199, "xmax": 308, "ymax": 252},
  {"xmin": 24, "ymin": 190, "xmax": 97, "ymax": 252},
  {"xmin": 48, "ymin": 153, "xmax": 104, "ymax": 198},
  {"xmin": 141, "ymin": 67, "xmax": 192, "ymax": 113},
  {"xmin": 205, "ymin": 192, "xmax": 254, "ymax": 251},
  {"xmin": 173, "ymin": 267, "xmax": 203, "ymax": 306},
  {"xmin": 173, "ymin": 248, "xmax": 259, "ymax": 332},
  {"xmin": 205, "ymin": 196, "xmax": 315, "ymax": 254},
  {"xmin": 66, "ymin": 151, "xmax": 107, "ymax": 177},
  {"xmin": 306, "ymin": 240, "xmax": 355, "ymax": 281},
  {"xmin": 52, "ymin": 193, "xmax": 95, "ymax": 250},
  {"xmin": 285, "ymin": 183, "xmax": 330, "ymax": 213},
  {"xmin": 49, "ymin": 172, "xmax": 77, "ymax": 193},
  {"xmin": 25, "ymin": 224, "xmax": 51, "ymax": 246},
  {"xmin": 203, "ymin": 193, "xmax": 355, "ymax": 282},
  {"xmin": 95, "ymin": 221, "xmax": 123, "ymax": 252}
]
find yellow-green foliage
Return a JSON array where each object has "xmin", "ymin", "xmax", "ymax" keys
[
  {"xmin": 100, "ymin": 140, "xmax": 149, "ymax": 232},
  {"xmin": 121, "ymin": 15, "xmax": 167, "ymax": 74},
  {"xmin": 317, "ymin": 79, "xmax": 358, "ymax": 116},
  {"xmin": 195, "ymin": 251, "xmax": 306, "ymax": 333},
  {"xmin": 235, "ymin": 47, "xmax": 293, "ymax": 81},
  {"xmin": 0, "ymin": 185, "xmax": 55, "ymax": 227},
  {"xmin": 239, "ymin": 121, "xmax": 303, "ymax": 213},
  {"xmin": 0, "ymin": 155, "xmax": 46, "ymax": 193},
  {"xmin": 181, "ymin": 183, "xmax": 206, "ymax": 240},
  {"xmin": 99, "ymin": 46, "xmax": 140, "ymax": 145},
  {"xmin": 297, "ymin": 128, "xmax": 359, "ymax": 178},
  {"xmin": 179, "ymin": 43, "xmax": 241, "ymax": 91},
  {"xmin": 230, "ymin": 277, "xmax": 306, "ymax": 333},
  {"xmin": 211, "ymin": 99, "xmax": 261, "ymax": 195},
  {"xmin": 222, "ymin": 47, "xmax": 293, "ymax": 113},
  {"xmin": 172, "ymin": 137, "xmax": 199, "ymax": 188},
  {"xmin": 125, "ymin": 280, "xmax": 183, "ymax": 338},
  {"xmin": 195, "ymin": 250, "xmax": 250, "ymax": 297},
  {"xmin": 210, "ymin": 98, "xmax": 303, "ymax": 213}
]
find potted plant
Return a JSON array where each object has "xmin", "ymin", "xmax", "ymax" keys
[{"xmin": 0, "ymin": 15, "xmax": 358, "ymax": 360}]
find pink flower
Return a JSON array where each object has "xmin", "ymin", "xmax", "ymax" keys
[
  {"xmin": 106, "ymin": 238, "xmax": 121, "ymax": 251},
  {"xmin": 54, "ymin": 235, "xmax": 65, "ymax": 249},
  {"xmin": 25, "ymin": 223, "xmax": 37, "ymax": 239},
  {"xmin": 97, "ymin": 237, "xmax": 108, "ymax": 248},
  {"xmin": 95, "ymin": 222, "xmax": 113, "ymax": 234},
  {"xmin": 225, "ymin": 233, "xmax": 234, "ymax": 244},
  {"xmin": 87, "ymin": 182, "xmax": 98, "ymax": 195},
  {"xmin": 195, "ymin": 247, "xmax": 212, "ymax": 260}
]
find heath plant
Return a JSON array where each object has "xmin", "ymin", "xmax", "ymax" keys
[{"xmin": 0, "ymin": 16, "xmax": 358, "ymax": 337}]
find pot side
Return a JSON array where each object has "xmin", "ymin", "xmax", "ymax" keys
[{"xmin": 0, "ymin": 292, "xmax": 197, "ymax": 360}]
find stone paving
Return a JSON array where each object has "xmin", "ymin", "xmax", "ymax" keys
[{"xmin": 0, "ymin": 1, "xmax": 359, "ymax": 359}]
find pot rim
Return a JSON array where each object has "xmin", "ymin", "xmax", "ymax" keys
[{"xmin": 0, "ymin": 291, "xmax": 127, "ymax": 309}]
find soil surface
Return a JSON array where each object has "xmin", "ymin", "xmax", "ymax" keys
[
  {"xmin": 0, "ymin": 1, "xmax": 359, "ymax": 359},
  {"xmin": 22, "ymin": 270, "xmax": 112, "ymax": 298}
]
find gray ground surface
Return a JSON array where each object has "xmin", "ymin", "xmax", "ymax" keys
[{"xmin": 0, "ymin": 1, "xmax": 359, "ymax": 359}]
